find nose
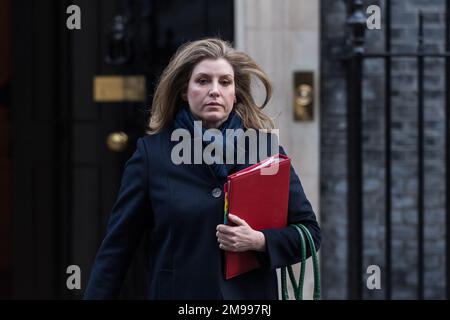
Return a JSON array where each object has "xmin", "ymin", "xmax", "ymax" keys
[{"xmin": 209, "ymin": 81, "xmax": 220, "ymax": 97}]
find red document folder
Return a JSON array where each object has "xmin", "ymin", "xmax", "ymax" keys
[{"xmin": 223, "ymin": 153, "xmax": 291, "ymax": 279}]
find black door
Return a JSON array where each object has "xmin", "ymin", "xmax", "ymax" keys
[{"xmin": 11, "ymin": 0, "xmax": 233, "ymax": 299}]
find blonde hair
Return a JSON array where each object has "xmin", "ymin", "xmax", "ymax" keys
[{"xmin": 147, "ymin": 38, "xmax": 274, "ymax": 134}]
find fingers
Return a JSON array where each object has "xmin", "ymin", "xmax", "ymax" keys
[
  {"xmin": 217, "ymin": 238, "xmax": 234, "ymax": 248},
  {"xmin": 216, "ymin": 230, "xmax": 249, "ymax": 252},
  {"xmin": 216, "ymin": 225, "xmax": 235, "ymax": 236},
  {"xmin": 216, "ymin": 215, "xmax": 252, "ymax": 252},
  {"xmin": 227, "ymin": 214, "xmax": 249, "ymax": 227},
  {"xmin": 216, "ymin": 229, "xmax": 240, "ymax": 251},
  {"xmin": 219, "ymin": 243, "xmax": 237, "ymax": 252},
  {"xmin": 217, "ymin": 234, "xmax": 235, "ymax": 251},
  {"xmin": 218, "ymin": 237, "xmax": 240, "ymax": 252},
  {"xmin": 216, "ymin": 230, "xmax": 236, "ymax": 247}
]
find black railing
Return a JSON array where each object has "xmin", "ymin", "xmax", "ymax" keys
[
  {"xmin": 417, "ymin": 12, "xmax": 425, "ymax": 300},
  {"xmin": 384, "ymin": 0, "xmax": 392, "ymax": 299},
  {"xmin": 345, "ymin": 0, "xmax": 364, "ymax": 300},
  {"xmin": 344, "ymin": 0, "xmax": 450, "ymax": 299},
  {"xmin": 447, "ymin": 0, "xmax": 450, "ymax": 302}
]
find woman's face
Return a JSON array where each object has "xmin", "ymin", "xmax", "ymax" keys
[{"xmin": 185, "ymin": 58, "xmax": 236, "ymax": 129}]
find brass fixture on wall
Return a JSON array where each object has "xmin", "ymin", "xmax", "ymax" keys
[{"xmin": 293, "ymin": 71, "xmax": 314, "ymax": 121}]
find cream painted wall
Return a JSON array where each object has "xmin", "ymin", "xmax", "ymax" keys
[{"xmin": 234, "ymin": 0, "xmax": 320, "ymax": 300}]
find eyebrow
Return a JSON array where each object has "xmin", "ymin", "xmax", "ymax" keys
[{"xmin": 194, "ymin": 72, "xmax": 234, "ymax": 78}]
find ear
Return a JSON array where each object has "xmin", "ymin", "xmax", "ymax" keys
[{"xmin": 182, "ymin": 92, "xmax": 188, "ymax": 101}]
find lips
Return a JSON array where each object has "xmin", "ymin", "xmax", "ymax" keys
[{"xmin": 205, "ymin": 102, "xmax": 223, "ymax": 107}]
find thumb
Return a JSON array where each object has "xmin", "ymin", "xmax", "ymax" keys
[{"xmin": 228, "ymin": 214, "xmax": 249, "ymax": 227}]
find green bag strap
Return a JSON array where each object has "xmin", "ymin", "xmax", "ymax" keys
[
  {"xmin": 291, "ymin": 225, "xmax": 307, "ymax": 299},
  {"xmin": 297, "ymin": 224, "xmax": 321, "ymax": 300},
  {"xmin": 281, "ymin": 225, "xmax": 306, "ymax": 299},
  {"xmin": 281, "ymin": 224, "xmax": 321, "ymax": 300}
]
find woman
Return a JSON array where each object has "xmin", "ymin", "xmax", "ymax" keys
[{"xmin": 84, "ymin": 38, "xmax": 321, "ymax": 299}]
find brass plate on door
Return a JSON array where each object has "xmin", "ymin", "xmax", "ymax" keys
[
  {"xmin": 106, "ymin": 131, "xmax": 128, "ymax": 152},
  {"xmin": 93, "ymin": 75, "xmax": 146, "ymax": 102}
]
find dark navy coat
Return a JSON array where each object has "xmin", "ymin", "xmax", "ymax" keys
[{"xmin": 84, "ymin": 126, "xmax": 321, "ymax": 299}]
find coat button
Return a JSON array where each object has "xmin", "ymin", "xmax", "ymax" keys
[{"xmin": 212, "ymin": 187, "xmax": 222, "ymax": 198}]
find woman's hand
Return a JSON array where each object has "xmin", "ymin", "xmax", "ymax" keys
[{"xmin": 216, "ymin": 214, "xmax": 266, "ymax": 252}]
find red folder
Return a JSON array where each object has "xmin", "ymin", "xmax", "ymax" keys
[{"xmin": 223, "ymin": 153, "xmax": 291, "ymax": 279}]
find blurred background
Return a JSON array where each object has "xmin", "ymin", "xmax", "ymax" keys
[{"xmin": 0, "ymin": 0, "xmax": 449, "ymax": 300}]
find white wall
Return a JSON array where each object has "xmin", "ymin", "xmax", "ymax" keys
[{"xmin": 234, "ymin": 0, "xmax": 320, "ymax": 300}]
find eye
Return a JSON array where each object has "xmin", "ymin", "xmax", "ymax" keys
[
  {"xmin": 196, "ymin": 78, "xmax": 209, "ymax": 85},
  {"xmin": 220, "ymin": 79, "xmax": 232, "ymax": 86}
]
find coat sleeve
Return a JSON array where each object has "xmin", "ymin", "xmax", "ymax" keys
[
  {"xmin": 84, "ymin": 138, "xmax": 152, "ymax": 299},
  {"xmin": 257, "ymin": 146, "xmax": 321, "ymax": 270}
]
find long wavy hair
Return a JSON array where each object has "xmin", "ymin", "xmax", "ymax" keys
[{"xmin": 147, "ymin": 38, "xmax": 275, "ymax": 134}]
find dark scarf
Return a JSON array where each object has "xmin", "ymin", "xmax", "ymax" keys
[{"xmin": 174, "ymin": 105, "xmax": 244, "ymax": 180}]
